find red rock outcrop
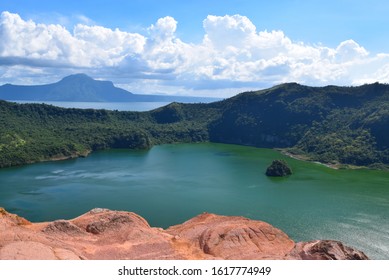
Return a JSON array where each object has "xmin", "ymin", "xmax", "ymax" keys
[
  {"xmin": 287, "ymin": 240, "xmax": 369, "ymax": 260},
  {"xmin": 166, "ymin": 213, "xmax": 295, "ymax": 259},
  {"xmin": 0, "ymin": 208, "xmax": 368, "ymax": 260}
]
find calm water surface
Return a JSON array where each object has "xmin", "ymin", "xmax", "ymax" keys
[
  {"xmin": 0, "ymin": 143, "xmax": 388, "ymax": 259},
  {"xmin": 11, "ymin": 101, "xmax": 171, "ymax": 111}
]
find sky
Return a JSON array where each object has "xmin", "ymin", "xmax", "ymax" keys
[{"xmin": 1, "ymin": 0, "xmax": 389, "ymax": 97}]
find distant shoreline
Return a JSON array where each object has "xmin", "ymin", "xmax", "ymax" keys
[
  {"xmin": 278, "ymin": 149, "xmax": 389, "ymax": 171},
  {"xmin": 5, "ymin": 144, "xmax": 386, "ymax": 171},
  {"xmin": 8, "ymin": 100, "xmax": 172, "ymax": 112},
  {"xmin": 278, "ymin": 149, "xmax": 339, "ymax": 169}
]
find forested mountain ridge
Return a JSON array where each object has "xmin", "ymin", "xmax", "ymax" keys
[
  {"xmin": 0, "ymin": 100, "xmax": 221, "ymax": 167},
  {"xmin": 209, "ymin": 82, "xmax": 389, "ymax": 167},
  {"xmin": 0, "ymin": 82, "xmax": 388, "ymax": 169}
]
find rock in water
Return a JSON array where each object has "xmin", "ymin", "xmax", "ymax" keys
[{"xmin": 266, "ymin": 159, "xmax": 292, "ymax": 177}]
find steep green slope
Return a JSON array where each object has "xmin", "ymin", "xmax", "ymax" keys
[
  {"xmin": 0, "ymin": 100, "xmax": 222, "ymax": 168},
  {"xmin": 209, "ymin": 82, "xmax": 389, "ymax": 167},
  {"xmin": 1, "ymin": 82, "xmax": 388, "ymax": 169}
]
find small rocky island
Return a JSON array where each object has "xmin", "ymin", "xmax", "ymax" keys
[{"xmin": 266, "ymin": 159, "xmax": 293, "ymax": 177}]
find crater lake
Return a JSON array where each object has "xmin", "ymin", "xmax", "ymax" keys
[{"xmin": 0, "ymin": 143, "xmax": 388, "ymax": 259}]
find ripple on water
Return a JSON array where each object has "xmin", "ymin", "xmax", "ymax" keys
[
  {"xmin": 1, "ymin": 143, "xmax": 388, "ymax": 259},
  {"xmin": 332, "ymin": 213, "xmax": 389, "ymax": 259}
]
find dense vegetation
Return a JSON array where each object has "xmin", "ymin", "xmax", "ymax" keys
[
  {"xmin": 266, "ymin": 160, "xmax": 293, "ymax": 177},
  {"xmin": 0, "ymin": 100, "xmax": 222, "ymax": 167},
  {"xmin": 209, "ymin": 83, "xmax": 389, "ymax": 168},
  {"xmin": 0, "ymin": 82, "xmax": 388, "ymax": 169}
]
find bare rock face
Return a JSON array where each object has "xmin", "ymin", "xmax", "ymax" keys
[
  {"xmin": 166, "ymin": 213, "xmax": 295, "ymax": 259},
  {"xmin": 0, "ymin": 207, "xmax": 368, "ymax": 260},
  {"xmin": 42, "ymin": 220, "xmax": 85, "ymax": 235},
  {"xmin": 288, "ymin": 240, "xmax": 369, "ymax": 260}
]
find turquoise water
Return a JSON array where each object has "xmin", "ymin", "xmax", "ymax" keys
[{"xmin": 0, "ymin": 143, "xmax": 388, "ymax": 259}]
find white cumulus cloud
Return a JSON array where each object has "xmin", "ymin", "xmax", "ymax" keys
[
  {"xmin": 148, "ymin": 16, "xmax": 177, "ymax": 41},
  {"xmin": 0, "ymin": 11, "xmax": 388, "ymax": 96},
  {"xmin": 0, "ymin": 11, "xmax": 146, "ymax": 68},
  {"xmin": 0, "ymin": 11, "xmax": 77, "ymax": 63}
]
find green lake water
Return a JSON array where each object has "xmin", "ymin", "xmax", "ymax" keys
[{"xmin": 0, "ymin": 143, "xmax": 388, "ymax": 259}]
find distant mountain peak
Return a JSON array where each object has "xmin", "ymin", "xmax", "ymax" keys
[
  {"xmin": 0, "ymin": 74, "xmax": 218, "ymax": 103},
  {"xmin": 60, "ymin": 73, "xmax": 94, "ymax": 82},
  {"xmin": 58, "ymin": 73, "xmax": 112, "ymax": 86}
]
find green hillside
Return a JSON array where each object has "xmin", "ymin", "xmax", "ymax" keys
[
  {"xmin": 209, "ymin": 83, "xmax": 389, "ymax": 168},
  {"xmin": 0, "ymin": 100, "xmax": 221, "ymax": 168},
  {"xmin": 1, "ymin": 82, "xmax": 388, "ymax": 169}
]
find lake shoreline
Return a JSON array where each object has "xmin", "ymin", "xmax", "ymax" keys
[
  {"xmin": 278, "ymin": 149, "xmax": 340, "ymax": 169},
  {"xmin": 2, "ymin": 143, "xmax": 388, "ymax": 171},
  {"xmin": 278, "ymin": 149, "xmax": 389, "ymax": 171}
]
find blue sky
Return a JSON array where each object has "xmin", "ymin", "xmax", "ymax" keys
[{"xmin": 1, "ymin": 0, "xmax": 389, "ymax": 97}]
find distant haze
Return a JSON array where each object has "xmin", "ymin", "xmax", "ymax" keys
[{"xmin": 0, "ymin": 74, "xmax": 220, "ymax": 103}]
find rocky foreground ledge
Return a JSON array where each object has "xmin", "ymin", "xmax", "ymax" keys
[{"xmin": 0, "ymin": 208, "xmax": 368, "ymax": 260}]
